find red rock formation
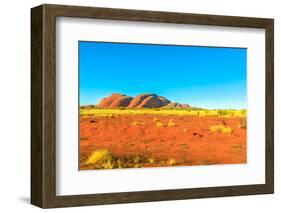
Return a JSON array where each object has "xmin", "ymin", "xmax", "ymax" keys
[
  {"xmin": 181, "ymin": 104, "xmax": 190, "ymax": 108},
  {"xmin": 97, "ymin": 93, "xmax": 189, "ymax": 108},
  {"xmin": 128, "ymin": 94, "xmax": 171, "ymax": 108},
  {"xmin": 158, "ymin": 96, "xmax": 171, "ymax": 106},
  {"xmin": 128, "ymin": 94, "xmax": 155, "ymax": 108},
  {"xmin": 137, "ymin": 95, "xmax": 162, "ymax": 108},
  {"xmin": 162, "ymin": 102, "xmax": 190, "ymax": 108},
  {"xmin": 109, "ymin": 96, "xmax": 133, "ymax": 108},
  {"xmin": 98, "ymin": 93, "xmax": 125, "ymax": 108}
]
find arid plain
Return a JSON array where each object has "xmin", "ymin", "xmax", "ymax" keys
[{"xmin": 80, "ymin": 93, "xmax": 247, "ymax": 170}]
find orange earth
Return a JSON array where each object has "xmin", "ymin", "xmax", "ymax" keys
[{"xmin": 79, "ymin": 115, "xmax": 246, "ymax": 170}]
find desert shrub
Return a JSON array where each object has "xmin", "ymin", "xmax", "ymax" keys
[
  {"xmin": 156, "ymin": 122, "xmax": 164, "ymax": 127},
  {"xmin": 217, "ymin": 110, "xmax": 229, "ymax": 117},
  {"xmin": 222, "ymin": 127, "xmax": 232, "ymax": 134},
  {"xmin": 210, "ymin": 125, "xmax": 219, "ymax": 133},
  {"xmin": 210, "ymin": 125, "xmax": 232, "ymax": 134},
  {"xmin": 168, "ymin": 158, "xmax": 176, "ymax": 166},
  {"xmin": 198, "ymin": 111, "xmax": 207, "ymax": 117},
  {"xmin": 102, "ymin": 160, "xmax": 114, "ymax": 169},
  {"xmin": 80, "ymin": 108, "xmax": 246, "ymax": 118},
  {"xmin": 148, "ymin": 158, "xmax": 155, "ymax": 164},
  {"xmin": 235, "ymin": 109, "xmax": 247, "ymax": 117},
  {"xmin": 132, "ymin": 121, "xmax": 144, "ymax": 126},
  {"xmin": 86, "ymin": 149, "xmax": 113, "ymax": 165},
  {"xmin": 153, "ymin": 117, "xmax": 160, "ymax": 122},
  {"xmin": 134, "ymin": 164, "xmax": 141, "ymax": 168},
  {"xmin": 167, "ymin": 121, "xmax": 176, "ymax": 127},
  {"xmin": 85, "ymin": 151, "xmax": 159, "ymax": 169},
  {"xmin": 133, "ymin": 156, "xmax": 141, "ymax": 163},
  {"xmin": 117, "ymin": 159, "xmax": 123, "ymax": 168}
]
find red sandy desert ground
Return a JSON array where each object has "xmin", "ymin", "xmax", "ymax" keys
[{"xmin": 79, "ymin": 115, "xmax": 246, "ymax": 170}]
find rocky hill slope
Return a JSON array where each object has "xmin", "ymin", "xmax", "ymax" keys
[{"xmin": 97, "ymin": 93, "xmax": 190, "ymax": 108}]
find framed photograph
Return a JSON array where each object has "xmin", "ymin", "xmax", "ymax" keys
[{"xmin": 31, "ymin": 4, "xmax": 274, "ymax": 208}]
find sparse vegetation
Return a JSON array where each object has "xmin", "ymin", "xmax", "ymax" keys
[
  {"xmin": 210, "ymin": 125, "xmax": 233, "ymax": 134},
  {"xmin": 153, "ymin": 117, "xmax": 160, "ymax": 122},
  {"xmin": 132, "ymin": 121, "xmax": 145, "ymax": 126},
  {"xmin": 156, "ymin": 121, "xmax": 164, "ymax": 127},
  {"xmin": 133, "ymin": 155, "xmax": 141, "ymax": 163},
  {"xmin": 85, "ymin": 149, "xmax": 113, "ymax": 166},
  {"xmin": 80, "ymin": 108, "xmax": 247, "ymax": 118},
  {"xmin": 84, "ymin": 149, "xmax": 158, "ymax": 169},
  {"xmin": 148, "ymin": 158, "xmax": 155, "ymax": 164},
  {"xmin": 167, "ymin": 121, "xmax": 176, "ymax": 127},
  {"xmin": 168, "ymin": 158, "xmax": 176, "ymax": 166},
  {"xmin": 80, "ymin": 107, "xmax": 246, "ymax": 170}
]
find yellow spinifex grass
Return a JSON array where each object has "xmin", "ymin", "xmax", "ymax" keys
[
  {"xmin": 86, "ymin": 149, "xmax": 113, "ymax": 165},
  {"xmin": 168, "ymin": 158, "xmax": 176, "ymax": 166},
  {"xmin": 148, "ymin": 158, "xmax": 155, "ymax": 164},
  {"xmin": 132, "ymin": 121, "xmax": 145, "ymax": 126},
  {"xmin": 153, "ymin": 117, "xmax": 160, "ymax": 122},
  {"xmin": 156, "ymin": 121, "xmax": 164, "ymax": 127},
  {"xmin": 80, "ymin": 108, "xmax": 246, "ymax": 118},
  {"xmin": 167, "ymin": 121, "xmax": 176, "ymax": 127},
  {"xmin": 210, "ymin": 125, "xmax": 233, "ymax": 134}
]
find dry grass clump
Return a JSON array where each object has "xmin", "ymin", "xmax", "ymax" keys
[
  {"xmin": 153, "ymin": 117, "xmax": 160, "ymax": 122},
  {"xmin": 132, "ymin": 121, "xmax": 145, "ymax": 126},
  {"xmin": 133, "ymin": 155, "xmax": 141, "ymax": 163},
  {"xmin": 156, "ymin": 121, "xmax": 164, "ymax": 127},
  {"xmin": 80, "ymin": 108, "xmax": 247, "ymax": 118},
  {"xmin": 85, "ymin": 149, "xmax": 114, "ymax": 169},
  {"xmin": 148, "ymin": 158, "xmax": 155, "ymax": 164},
  {"xmin": 85, "ymin": 150, "xmax": 150, "ymax": 169},
  {"xmin": 167, "ymin": 158, "xmax": 176, "ymax": 166},
  {"xmin": 167, "ymin": 121, "xmax": 176, "ymax": 127},
  {"xmin": 154, "ymin": 118, "xmax": 176, "ymax": 127},
  {"xmin": 210, "ymin": 125, "xmax": 232, "ymax": 134}
]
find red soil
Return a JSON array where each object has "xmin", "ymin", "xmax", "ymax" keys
[{"xmin": 79, "ymin": 115, "xmax": 246, "ymax": 169}]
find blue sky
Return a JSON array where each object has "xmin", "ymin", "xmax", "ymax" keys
[{"xmin": 79, "ymin": 41, "xmax": 247, "ymax": 109}]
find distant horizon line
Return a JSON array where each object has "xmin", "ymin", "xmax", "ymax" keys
[{"xmin": 79, "ymin": 104, "xmax": 247, "ymax": 110}]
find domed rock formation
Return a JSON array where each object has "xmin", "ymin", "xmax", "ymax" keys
[
  {"xmin": 98, "ymin": 93, "xmax": 127, "ymax": 108},
  {"xmin": 137, "ymin": 95, "xmax": 171, "ymax": 108},
  {"xmin": 158, "ymin": 96, "xmax": 171, "ymax": 106},
  {"xmin": 162, "ymin": 102, "xmax": 190, "ymax": 109},
  {"xmin": 97, "ymin": 93, "xmax": 188, "ymax": 108},
  {"xmin": 137, "ymin": 95, "xmax": 163, "ymax": 108},
  {"xmin": 163, "ymin": 102, "xmax": 182, "ymax": 108},
  {"xmin": 128, "ymin": 94, "xmax": 155, "ymax": 108},
  {"xmin": 181, "ymin": 104, "xmax": 190, "ymax": 108},
  {"xmin": 128, "ymin": 94, "xmax": 171, "ymax": 108},
  {"xmin": 109, "ymin": 96, "xmax": 133, "ymax": 108}
]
